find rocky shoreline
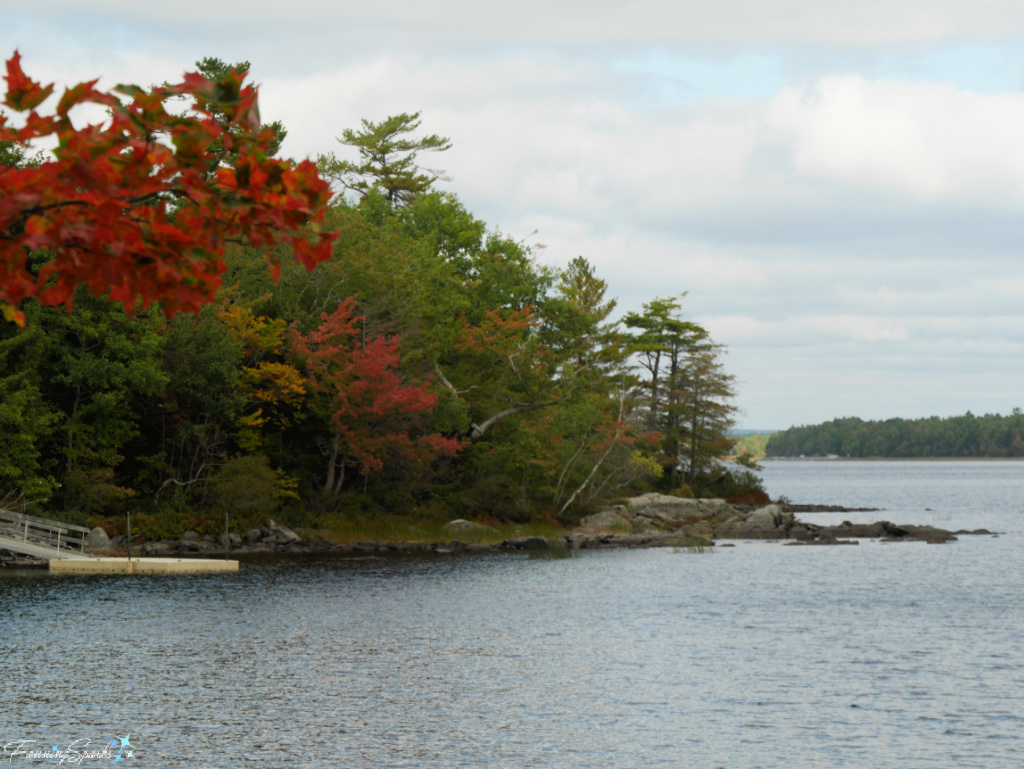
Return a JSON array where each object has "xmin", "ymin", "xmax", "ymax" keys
[{"xmin": 0, "ymin": 495, "xmax": 994, "ymax": 567}]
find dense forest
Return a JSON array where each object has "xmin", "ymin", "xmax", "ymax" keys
[
  {"xmin": 0, "ymin": 58, "xmax": 762, "ymax": 538},
  {"xmin": 766, "ymin": 411, "xmax": 1024, "ymax": 458}
]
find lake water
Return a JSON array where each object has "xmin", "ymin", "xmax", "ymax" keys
[{"xmin": 2, "ymin": 460, "xmax": 1023, "ymax": 768}]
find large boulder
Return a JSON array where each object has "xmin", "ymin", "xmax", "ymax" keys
[
  {"xmin": 714, "ymin": 511, "xmax": 786, "ymax": 540},
  {"xmin": 696, "ymin": 499, "xmax": 738, "ymax": 520},
  {"xmin": 747, "ymin": 504, "xmax": 784, "ymax": 528},
  {"xmin": 625, "ymin": 493, "xmax": 738, "ymax": 524},
  {"xmin": 84, "ymin": 526, "xmax": 111, "ymax": 553},
  {"xmin": 578, "ymin": 508, "xmax": 633, "ymax": 532},
  {"xmin": 268, "ymin": 519, "xmax": 302, "ymax": 544},
  {"xmin": 444, "ymin": 519, "xmax": 501, "ymax": 541}
]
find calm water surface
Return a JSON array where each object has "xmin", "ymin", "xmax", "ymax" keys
[{"xmin": 2, "ymin": 461, "xmax": 1022, "ymax": 768}]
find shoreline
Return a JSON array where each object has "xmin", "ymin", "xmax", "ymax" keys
[{"xmin": 1, "ymin": 496, "xmax": 996, "ymax": 569}]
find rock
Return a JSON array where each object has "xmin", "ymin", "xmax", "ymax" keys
[
  {"xmin": 143, "ymin": 541, "xmax": 171, "ymax": 555},
  {"xmin": 218, "ymin": 532, "xmax": 243, "ymax": 549},
  {"xmin": 747, "ymin": 504, "xmax": 783, "ymax": 528},
  {"xmin": 900, "ymin": 525, "xmax": 958, "ymax": 544},
  {"xmin": 785, "ymin": 538, "xmax": 859, "ymax": 546},
  {"xmin": 820, "ymin": 522, "xmax": 885, "ymax": 539},
  {"xmin": 503, "ymin": 536, "xmax": 550, "ymax": 550},
  {"xmin": 180, "ymin": 530, "xmax": 201, "ymax": 543},
  {"xmin": 268, "ymin": 519, "xmax": 302, "ymax": 544},
  {"xmin": 631, "ymin": 515, "xmax": 662, "ymax": 532},
  {"xmin": 714, "ymin": 515, "xmax": 785, "ymax": 540},
  {"xmin": 626, "ymin": 492, "xmax": 698, "ymax": 510},
  {"xmin": 697, "ymin": 499, "xmax": 739, "ymax": 520},
  {"xmin": 84, "ymin": 526, "xmax": 110, "ymax": 553},
  {"xmin": 789, "ymin": 525, "xmax": 817, "ymax": 541},
  {"xmin": 244, "ymin": 529, "xmax": 261, "ymax": 545},
  {"xmin": 577, "ymin": 509, "xmax": 633, "ymax": 532},
  {"xmin": 625, "ymin": 493, "xmax": 740, "ymax": 524},
  {"xmin": 625, "ymin": 494, "xmax": 700, "ymax": 524},
  {"xmin": 677, "ymin": 521, "xmax": 713, "ymax": 539},
  {"xmin": 444, "ymin": 519, "xmax": 501, "ymax": 541}
]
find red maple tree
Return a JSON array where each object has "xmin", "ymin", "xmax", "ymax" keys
[
  {"xmin": 0, "ymin": 52, "xmax": 336, "ymax": 325},
  {"xmin": 291, "ymin": 298, "xmax": 462, "ymax": 494}
]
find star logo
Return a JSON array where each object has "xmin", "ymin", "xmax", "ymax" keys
[
  {"xmin": 118, "ymin": 734, "xmax": 133, "ymax": 750},
  {"xmin": 51, "ymin": 745, "xmax": 59, "ymax": 753}
]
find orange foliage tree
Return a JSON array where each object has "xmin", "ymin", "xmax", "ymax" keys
[{"xmin": 0, "ymin": 52, "xmax": 335, "ymax": 325}]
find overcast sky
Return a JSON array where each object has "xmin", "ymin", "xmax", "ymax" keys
[{"xmin": 6, "ymin": 1, "xmax": 1024, "ymax": 429}]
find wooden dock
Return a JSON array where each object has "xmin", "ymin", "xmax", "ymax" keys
[{"xmin": 50, "ymin": 557, "xmax": 239, "ymax": 574}]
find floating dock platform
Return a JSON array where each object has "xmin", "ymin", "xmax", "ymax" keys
[{"xmin": 49, "ymin": 557, "xmax": 239, "ymax": 574}]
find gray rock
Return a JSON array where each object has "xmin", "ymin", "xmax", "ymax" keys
[
  {"xmin": 625, "ymin": 493, "xmax": 738, "ymax": 523},
  {"xmin": 677, "ymin": 521, "xmax": 713, "ymax": 539},
  {"xmin": 747, "ymin": 504, "xmax": 783, "ymax": 528},
  {"xmin": 444, "ymin": 519, "xmax": 501, "ymax": 540},
  {"xmin": 820, "ymin": 522, "xmax": 885, "ymax": 539},
  {"xmin": 504, "ymin": 536, "xmax": 550, "ymax": 550},
  {"xmin": 180, "ymin": 530, "xmax": 201, "ymax": 543},
  {"xmin": 714, "ymin": 515, "xmax": 785, "ymax": 540},
  {"xmin": 268, "ymin": 519, "xmax": 302, "ymax": 544},
  {"xmin": 626, "ymin": 494, "xmax": 701, "ymax": 522},
  {"xmin": 244, "ymin": 529, "xmax": 261, "ymax": 545},
  {"xmin": 218, "ymin": 532, "xmax": 243, "ymax": 549},
  {"xmin": 697, "ymin": 499, "xmax": 738, "ymax": 519},
  {"xmin": 578, "ymin": 509, "xmax": 633, "ymax": 532},
  {"xmin": 84, "ymin": 527, "xmax": 111, "ymax": 553},
  {"xmin": 900, "ymin": 525, "xmax": 958, "ymax": 544},
  {"xmin": 626, "ymin": 492, "xmax": 699, "ymax": 510},
  {"xmin": 631, "ymin": 515, "xmax": 662, "ymax": 532}
]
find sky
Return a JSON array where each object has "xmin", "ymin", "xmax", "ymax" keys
[{"xmin": 5, "ymin": 0, "xmax": 1024, "ymax": 430}]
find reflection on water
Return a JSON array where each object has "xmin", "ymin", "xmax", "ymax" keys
[{"xmin": 2, "ymin": 461, "xmax": 1023, "ymax": 768}]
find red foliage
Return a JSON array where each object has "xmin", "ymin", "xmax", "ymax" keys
[
  {"xmin": 292, "ymin": 298, "xmax": 462, "ymax": 478},
  {"xmin": 0, "ymin": 52, "xmax": 336, "ymax": 325}
]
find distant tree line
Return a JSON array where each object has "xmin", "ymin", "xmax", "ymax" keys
[{"xmin": 766, "ymin": 410, "xmax": 1024, "ymax": 458}]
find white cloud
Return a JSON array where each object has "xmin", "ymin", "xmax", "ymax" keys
[
  {"xmin": 766, "ymin": 76, "xmax": 1024, "ymax": 203},
  {"xmin": 15, "ymin": 0, "xmax": 1024, "ymax": 51}
]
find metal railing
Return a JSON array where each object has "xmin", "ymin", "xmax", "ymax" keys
[{"xmin": 0, "ymin": 508, "xmax": 92, "ymax": 555}]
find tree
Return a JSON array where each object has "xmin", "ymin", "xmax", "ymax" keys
[
  {"xmin": 0, "ymin": 52, "xmax": 335, "ymax": 326},
  {"xmin": 168, "ymin": 57, "xmax": 289, "ymax": 165},
  {"xmin": 290, "ymin": 298, "xmax": 461, "ymax": 500},
  {"xmin": 624, "ymin": 295, "xmax": 737, "ymax": 490},
  {"xmin": 0, "ymin": 325, "xmax": 58, "ymax": 503},
  {"xmin": 317, "ymin": 112, "xmax": 451, "ymax": 207}
]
